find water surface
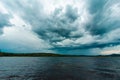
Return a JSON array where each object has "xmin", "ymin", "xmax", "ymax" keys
[{"xmin": 0, "ymin": 57, "xmax": 120, "ymax": 80}]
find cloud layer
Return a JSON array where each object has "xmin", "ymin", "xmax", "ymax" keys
[{"xmin": 0, "ymin": 0, "xmax": 120, "ymax": 54}]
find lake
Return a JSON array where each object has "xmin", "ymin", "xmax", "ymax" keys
[{"xmin": 0, "ymin": 57, "xmax": 120, "ymax": 80}]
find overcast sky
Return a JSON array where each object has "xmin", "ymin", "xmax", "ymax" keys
[{"xmin": 0, "ymin": 0, "xmax": 120, "ymax": 55}]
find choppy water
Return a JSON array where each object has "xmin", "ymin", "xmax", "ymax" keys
[{"xmin": 0, "ymin": 57, "xmax": 120, "ymax": 80}]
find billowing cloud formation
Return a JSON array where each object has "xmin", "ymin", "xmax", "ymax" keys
[{"xmin": 0, "ymin": 0, "xmax": 120, "ymax": 54}]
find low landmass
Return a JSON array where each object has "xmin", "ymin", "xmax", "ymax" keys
[{"xmin": 0, "ymin": 52, "xmax": 120, "ymax": 57}]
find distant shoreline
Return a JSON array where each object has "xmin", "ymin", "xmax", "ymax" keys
[{"xmin": 0, "ymin": 52, "xmax": 120, "ymax": 57}]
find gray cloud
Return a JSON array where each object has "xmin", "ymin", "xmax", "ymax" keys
[
  {"xmin": 86, "ymin": 0, "xmax": 120, "ymax": 36},
  {"xmin": 34, "ymin": 5, "xmax": 80, "ymax": 44},
  {"xmin": 0, "ymin": 13, "xmax": 11, "ymax": 34}
]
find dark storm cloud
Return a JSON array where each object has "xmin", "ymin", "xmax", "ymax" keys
[
  {"xmin": 53, "ymin": 41, "xmax": 120, "ymax": 50},
  {"xmin": 0, "ymin": 13, "xmax": 11, "ymax": 34},
  {"xmin": 51, "ymin": 41, "xmax": 120, "ymax": 55},
  {"xmin": 86, "ymin": 0, "xmax": 120, "ymax": 36},
  {"xmin": 86, "ymin": 0, "xmax": 107, "ymax": 35},
  {"xmin": 32, "ymin": 5, "xmax": 81, "ymax": 45},
  {"xmin": 65, "ymin": 5, "xmax": 79, "ymax": 22}
]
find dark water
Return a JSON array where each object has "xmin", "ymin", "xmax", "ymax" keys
[{"xmin": 0, "ymin": 57, "xmax": 120, "ymax": 80}]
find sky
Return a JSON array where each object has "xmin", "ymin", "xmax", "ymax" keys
[{"xmin": 0, "ymin": 0, "xmax": 120, "ymax": 55}]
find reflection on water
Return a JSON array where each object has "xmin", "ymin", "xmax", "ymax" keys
[{"xmin": 0, "ymin": 57, "xmax": 120, "ymax": 80}]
